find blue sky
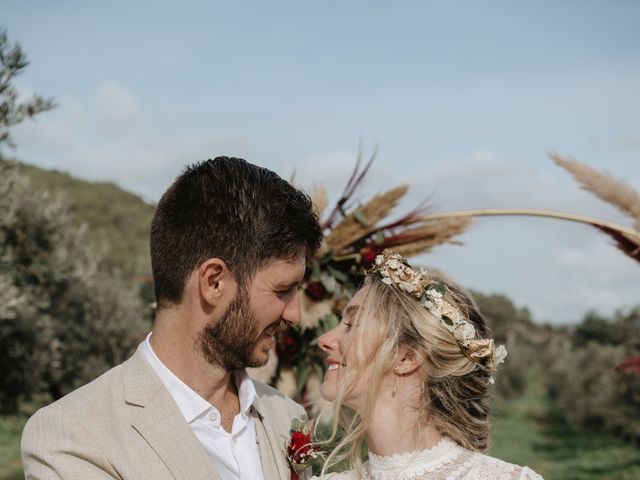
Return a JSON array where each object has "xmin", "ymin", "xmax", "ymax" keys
[{"xmin": 4, "ymin": 0, "xmax": 640, "ymax": 323}]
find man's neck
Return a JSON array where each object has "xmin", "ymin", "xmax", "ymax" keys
[{"xmin": 150, "ymin": 311, "xmax": 236, "ymax": 408}]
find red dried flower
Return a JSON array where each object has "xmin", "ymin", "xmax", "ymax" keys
[
  {"xmin": 277, "ymin": 326, "xmax": 300, "ymax": 365},
  {"xmin": 287, "ymin": 431, "xmax": 312, "ymax": 459},
  {"xmin": 305, "ymin": 281, "xmax": 327, "ymax": 301},
  {"xmin": 361, "ymin": 245, "xmax": 383, "ymax": 264},
  {"xmin": 285, "ymin": 419, "xmax": 323, "ymax": 480},
  {"xmin": 615, "ymin": 356, "xmax": 640, "ymax": 375}
]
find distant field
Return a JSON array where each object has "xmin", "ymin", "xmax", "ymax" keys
[
  {"xmin": 3, "ymin": 370, "xmax": 639, "ymax": 479},
  {"xmin": 0, "ymin": 415, "xmax": 26, "ymax": 480},
  {"xmin": 491, "ymin": 369, "xmax": 640, "ymax": 480}
]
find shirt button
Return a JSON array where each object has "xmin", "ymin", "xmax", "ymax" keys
[{"xmin": 209, "ymin": 411, "xmax": 219, "ymax": 422}]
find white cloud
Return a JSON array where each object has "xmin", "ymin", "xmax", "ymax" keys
[
  {"xmin": 616, "ymin": 130, "xmax": 640, "ymax": 152},
  {"xmin": 92, "ymin": 82, "xmax": 142, "ymax": 135},
  {"xmin": 11, "ymin": 81, "xmax": 251, "ymax": 200},
  {"xmin": 546, "ymin": 240, "xmax": 640, "ymax": 319}
]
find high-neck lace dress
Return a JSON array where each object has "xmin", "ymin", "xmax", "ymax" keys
[{"xmin": 311, "ymin": 437, "xmax": 543, "ymax": 480}]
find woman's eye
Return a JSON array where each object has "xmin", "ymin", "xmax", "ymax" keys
[{"xmin": 343, "ymin": 321, "xmax": 353, "ymax": 331}]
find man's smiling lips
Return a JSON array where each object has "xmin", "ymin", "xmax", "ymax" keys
[{"xmin": 262, "ymin": 321, "xmax": 284, "ymax": 337}]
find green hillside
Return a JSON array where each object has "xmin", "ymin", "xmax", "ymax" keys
[{"xmin": 11, "ymin": 160, "xmax": 155, "ymax": 275}]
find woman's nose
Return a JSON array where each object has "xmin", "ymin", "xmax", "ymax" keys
[{"xmin": 318, "ymin": 325, "xmax": 339, "ymax": 354}]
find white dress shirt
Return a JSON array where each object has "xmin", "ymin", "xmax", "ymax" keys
[{"xmin": 142, "ymin": 334, "xmax": 264, "ymax": 480}]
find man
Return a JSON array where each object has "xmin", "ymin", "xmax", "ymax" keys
[{"xmin": 22, "ymin": 157, "xmax": 323, "ymax": 479}]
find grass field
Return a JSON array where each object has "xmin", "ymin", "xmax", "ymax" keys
[
  {"xmin": 0, "ymin": 415, "xmax": 26, "ymax": 480},
  {"xmin": 2, "ymin": 371, "xmax": 639, "ymax": 479},
  {"xmin": 491, "ymin": 369, "xmax": 640, "ymax": 480}
]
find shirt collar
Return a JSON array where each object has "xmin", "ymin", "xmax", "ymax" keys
[
  {"xmin": 142, "ymin": 333, "xmax": 258, "ymax": 424},
  {"xmin": 234, "ymin": 369, "xmax": 258, "ymax": 417}
]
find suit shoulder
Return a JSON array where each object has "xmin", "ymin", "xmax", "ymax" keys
[
  {"xmin": 29, "ymin": 361, "xmax": 124, "ymax": 418},
  {"xmin": 252, "ymin": 380, "xmax": 306, "ymax": 416},
  {"xmin": 22, "ymin": 393, "xmax": 119, "ymax": 479}
]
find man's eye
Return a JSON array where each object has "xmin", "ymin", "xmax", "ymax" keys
[{"xmin": 276, "ymin": 287, "xmax": 295, "ymax": 297}]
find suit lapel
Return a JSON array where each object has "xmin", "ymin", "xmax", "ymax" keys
[
  {"xmin": 123, "ymin": 347, "xmax": 222, "ymax": 480},
  {"xmin": 252, "ymin": 397, "xmax": 291, "ymax": 480}
]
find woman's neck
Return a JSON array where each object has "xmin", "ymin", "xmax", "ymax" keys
[{"xmin": 366, "ymin": 383, "xmax": 442, "ymax": 456}]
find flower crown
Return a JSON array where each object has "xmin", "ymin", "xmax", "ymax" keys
[{"xmin": 369, "ymin": 251, "xmax": 507, "ymax": 376}]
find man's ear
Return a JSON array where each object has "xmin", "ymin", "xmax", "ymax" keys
[
  {"xmin": 394, "ymin": 348, "xmax": 423, "ymax": 376},
  {"xmin": 198, "ymin": 258, "xmax": 236, "ymax": 306}
]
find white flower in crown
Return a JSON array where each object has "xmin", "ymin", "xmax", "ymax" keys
[
  {"xmin": 494, "ymin": 344, "xmax": 508, "ymax": 366},
  {"xmin": 386, "ymin": 258, "xmax": 401, "ymax": 269},
  {"xmin": 398, "ymin": 281, "xmax": 416, "ymax": 293},
  {"xmin": 428, "ymin": 289, "xmax": 444, "ymax": 300},
  {"xmin": 453, "ymin": 321, "xmax": 476, "ymax": 344}
]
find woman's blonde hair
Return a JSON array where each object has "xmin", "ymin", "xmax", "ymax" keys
[{"xmin": 320, "ymin": 274, "xmax": 494, "ymax": 477}]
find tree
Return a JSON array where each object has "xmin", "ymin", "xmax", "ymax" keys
[
  {"xmin": 0, "ymin": 160, "xmax": 149, "ymax": 413},
  {"xmin": 0, "ymin": 28, "xmax": 55, "ymax": 155},
  {"xmin": 0, "ymin": 29, "xmax": 147, "ymax": 413}
]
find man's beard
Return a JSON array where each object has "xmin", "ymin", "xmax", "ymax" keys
[{"xmin": 198, "ymin": 285, "xmax": 281, "ymax": 370}]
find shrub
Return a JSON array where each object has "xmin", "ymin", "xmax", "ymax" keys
[{"xmin": 0, "ymin": 161, "xmax": 148, "ymax": 412}]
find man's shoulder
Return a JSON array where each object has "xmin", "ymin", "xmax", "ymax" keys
[
  {"xmin": 252, "ymin": 379, "xmax": 307, "ymax": 417},
  {"xmin": 27, "ymin": 361, "xmax": 125, "ymax": 423}
]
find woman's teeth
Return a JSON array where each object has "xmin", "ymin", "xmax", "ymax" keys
[{"xmin": 328, "ymin": 363, "xmax": 343, "ymax": 371}]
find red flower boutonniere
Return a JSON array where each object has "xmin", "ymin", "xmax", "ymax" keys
[{"xmin": 285, "ymin": 418, "xmax": 323, "ymax": 480}]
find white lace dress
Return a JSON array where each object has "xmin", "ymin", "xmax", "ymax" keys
[{"xmin": 311, "ymin": 437, "xmax": 543, "ymax": 480}]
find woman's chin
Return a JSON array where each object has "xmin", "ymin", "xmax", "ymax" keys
[{"xmin": 319, "ymin": 381, "xmax": 336, "ymax": 402}]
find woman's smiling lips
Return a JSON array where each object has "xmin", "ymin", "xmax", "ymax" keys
[{"xmin": 326, "ymin": 359, "xmax": 345, "ymax": 371}]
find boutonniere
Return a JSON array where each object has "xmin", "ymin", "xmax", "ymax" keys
[{"xmin": 285, "ymin": 418, "xmax": 324, "ymax": 480}]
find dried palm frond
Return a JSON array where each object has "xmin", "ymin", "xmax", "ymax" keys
[
  {"xmin": 309, "ymin": 184, "xmax": 328, "ymax": 219},
  {"xmin": 593, "ymin": 225, "xmax": 640, "ymax": 262},
  {"xmin": 384, "ymin": 217, "xmax": 471, "ymax": 257},
  {"xmin": 322, "ymin": 148, "xmax": 376, "ymax": 229},
  {"xmin": 326, "ymin": 185, "xmax": 409, "ymax": 253},
  {"xmin": 420, "ymin": 208, "xmax": 640, "ymax": 264},
  {"xmin": 550, "ymin": 152, "xmax": 640, "ymax": 230}
]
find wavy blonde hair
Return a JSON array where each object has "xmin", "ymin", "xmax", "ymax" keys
[{"xmin": 320, "ymin": 274, "xmax": 494, "ymax": 478}]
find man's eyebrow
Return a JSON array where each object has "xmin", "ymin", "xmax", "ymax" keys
[{"xmin": 276, "ymin": 280, "xmax": 301, "ymax": 289}]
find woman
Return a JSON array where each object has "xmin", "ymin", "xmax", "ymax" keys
[{"xmin": 312, "ymin": 250, "xmax": 542, "ymax": 479}]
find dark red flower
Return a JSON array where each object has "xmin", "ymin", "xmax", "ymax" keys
[
  {"xmin": 615, "ymin": 356, "xmax": 640, "ymax": 375},
  {"xmin": 305, "ymin": 281, "xmax": 327, "ymax": 301},
  {"xmin": 361, "ymin": 245, "xmax": 383, "ymax": 264},
  {"xmin": 287, "ymin": 431, "xmax": 312, "ymax": 460},
  {"xmin": 276, "ymin": 326, "xmax": 300, "ymax": 365}
]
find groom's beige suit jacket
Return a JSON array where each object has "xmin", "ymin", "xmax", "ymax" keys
[{"xmin": 22, "ymin": 345, "xmax": 306, "ymax": 480}]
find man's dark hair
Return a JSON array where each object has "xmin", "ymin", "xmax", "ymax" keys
[{"xmin": 150, "ymin": 157, "xmax": 322, "ymax": 308}]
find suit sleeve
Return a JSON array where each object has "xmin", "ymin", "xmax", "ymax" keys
[{"xmin": 21, "ymin": 408, "xmax": 121, "ymax": 480}]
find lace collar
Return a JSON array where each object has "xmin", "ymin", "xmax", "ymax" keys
[{"xmin": 366, "ymin": 437, "xmax": 462, "ymax": 480}]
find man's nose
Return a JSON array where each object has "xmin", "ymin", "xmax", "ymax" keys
[{"xmin": 282, "ymin": 291, "xmax": 301, "ymax": 326}]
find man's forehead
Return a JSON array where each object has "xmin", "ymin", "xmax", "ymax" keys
[{"xmin": 256, "ymin": 254, "xmax": 306, "ymax": 280}]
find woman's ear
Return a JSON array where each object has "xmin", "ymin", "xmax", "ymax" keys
[
  {"xmin": 394, "ymin": 348, "xmax": 423, "ymax": 376},
  {"xmin": 198, "ymin": 258, "xmax": 235, "ymax": 306}
]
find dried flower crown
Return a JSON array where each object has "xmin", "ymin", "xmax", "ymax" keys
[{"xmin": 369, "ymin": 251, "xmax": 507, "ymax": 376}]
